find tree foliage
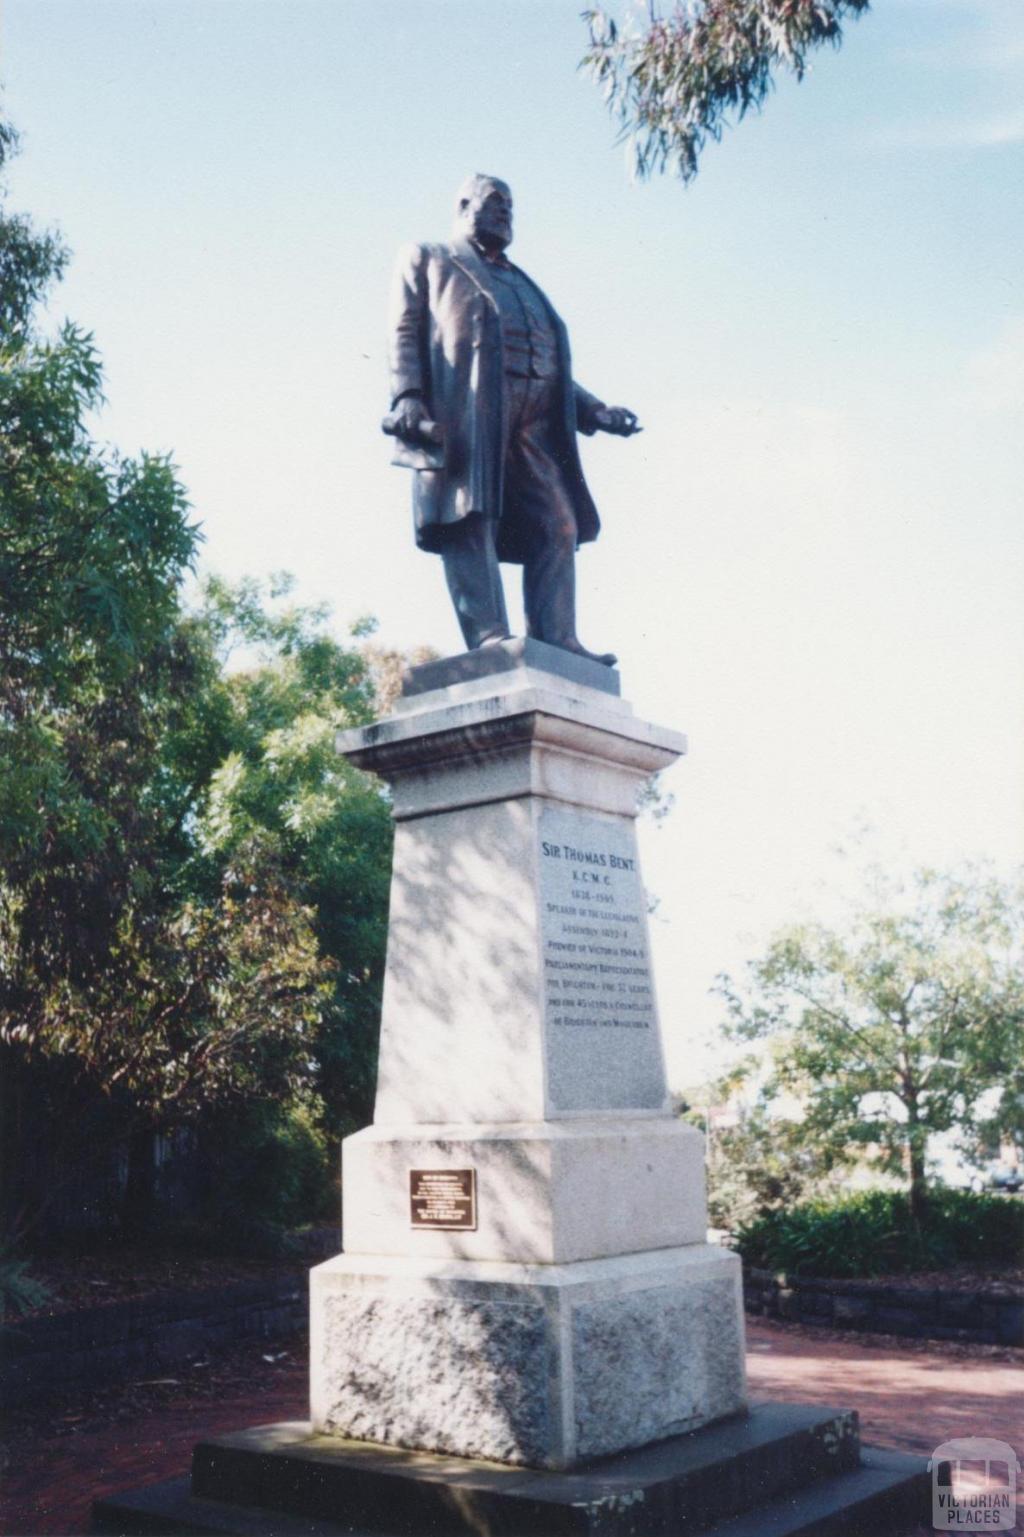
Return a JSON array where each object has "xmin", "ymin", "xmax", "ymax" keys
[
  {"xmin": 0, "ymin": 118, "xmax": 241, "ymax": 1109},
  {"xmin": 0, "ymin": 122, "xmax": 67, "ymax": 341},
  {"xmin": 184, "ymin": 575, "xmax": 394, "ymax": 1140},
  {"xmin": 1, "ymin": 128, "xmax": 197, "ymax": 901},
  {"xmin": 0, "ymin": 115, "xmax": 396, "ymax": 1242},
  {"xmin": 581, "ymin": 0, "xmax": 870, "ymax": 184},
  {"xmin": 717, "ymin": 868, "xmax": 1024, "ymax": 1218},
  {"xmin": 694, "ymin": 1102, "xmax": 842, "ymax": 1232}
]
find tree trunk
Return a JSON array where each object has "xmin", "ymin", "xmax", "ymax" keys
[
  {"xmin": 1, "ymin": 1049, "xmax": 59, "ymax": 1249},
  {"xmin": 121, "ymin": 1122, "xmax": 156, "ymax": 1238},
  {"xmin": 0, "ymin": 1045, "xmax": 30, "ymax": 1246},
  {"xmin": 905, "ymin": 1103, "xmax": 928, "ymax": 1226}
]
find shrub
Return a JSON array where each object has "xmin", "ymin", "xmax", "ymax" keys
[
  {"xmin": 694, "ymin": 1108, "xmax": 846, "ymax": 1233},
  {"xmin": 735, "ymin": 1187, "xmax": 1024, "ymax": 1279},
  {"xmin": 200, "ymin": 1100, "xmax": 336, "ymax": 1239},
  {"xmin": 0, "ymin": 1255, "xmax": 52, "ymax": 1321}
]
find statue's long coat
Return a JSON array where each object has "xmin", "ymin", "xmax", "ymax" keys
[{"xmin": 387, "ymin": 239, "xmax": 604, "ymax": 565}]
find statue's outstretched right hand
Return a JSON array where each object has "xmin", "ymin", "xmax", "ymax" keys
[
  {"xmin": 382, "ymin": 395, "xmax": 441, "ymax": 445},
  {"xmin": 593, "ymin": 406, "xmax": 642, "ymax": 436}
]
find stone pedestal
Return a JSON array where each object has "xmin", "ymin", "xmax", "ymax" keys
[
  {"xmin": 93, "ymin": 638, "xmax": 930, "ymax": 1534},
  {"xmin": 310, "ymin": 639, "xmax": 747, "ymax": 1470}
]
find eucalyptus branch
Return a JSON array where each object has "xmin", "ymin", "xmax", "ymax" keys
[{"xmin": 581, "ymin": 0, "xmax": 871, "ymax": 184}]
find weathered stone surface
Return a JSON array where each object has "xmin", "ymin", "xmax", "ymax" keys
[
  {"xmin": 310, "ymin": 1247, "xmax": 745, "ymax": 1469},
  {"xmin": 572, "ymin": 1269, "xmax": 746, "ymax": 1459},
  {"xmin": 317, "ymin": 1291, "xmax": 555, "ymax": 1466},
  {"xmin": 573, "ymin": 1282, "xmax": 708, "ymax": 1457}
]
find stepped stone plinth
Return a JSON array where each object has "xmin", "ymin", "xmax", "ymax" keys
[{"xmin": 310, "ymin": 639, "xmax": 745, "ymax": 1469}]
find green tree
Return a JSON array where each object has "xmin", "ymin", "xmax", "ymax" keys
[
  {"xmin": 687, "ymin": 1097, "xmax": 842, "ymax": 1232},
  {"xmin": 581, "ymin": 0, "xmax": 870, "ymax": 184},
  {"xmin": 183, "ymin": 575, "xmax": 394, "ymax": 1144},
  {"xmin": 1, "ymin": 118, "xmax": 198, "ymax": 909},
  {"xmin": 717, "ymin": 867, "xmax": 1024, "ymax": 1222},
  {"xmin": 0, "ymin": 118, "xmax": 388, "ymax": 1243}
]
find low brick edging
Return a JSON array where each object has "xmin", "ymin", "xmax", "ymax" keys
[
  {"xmin": 744, "ymin": 1266, "xmax": 1024, "ymax": 1347},
  {"xmin": 1, "ymin": 1272, "xmax": 313, "ymax": 1404},
  {"xmin": 1, "ymin": 1229, "xmax": 343, "ymax": 1405}
]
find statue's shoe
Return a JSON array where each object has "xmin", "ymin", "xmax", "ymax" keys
[{"xmin": 559, "ymin": 639, "xmax": 618, "ymax": 668}]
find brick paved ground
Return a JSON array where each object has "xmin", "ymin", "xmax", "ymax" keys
[
  {"xmin": 746, "ymin": 1316, "xmax": 1023, "ymax": 1459},
  {"xmin": 3, "ymin": 1319, "xmax": 1022, "ymax": 1536}
]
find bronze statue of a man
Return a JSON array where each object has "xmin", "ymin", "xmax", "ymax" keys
[{"xmin": 383, "ymin": 175, "xmax": 640, "ymax": 667}]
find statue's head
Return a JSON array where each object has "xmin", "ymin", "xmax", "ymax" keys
[{"xmin": 454, "ymin": 174, "xmax": 513, "ymax": 252}]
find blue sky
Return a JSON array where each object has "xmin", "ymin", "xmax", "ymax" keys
[{"xmin": 4, "ymin": 0, "xmax": 1022, "ymax": 1084}]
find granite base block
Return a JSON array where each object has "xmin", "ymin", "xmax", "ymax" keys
[{"xmin": 310, "ymin": 1245, "xmax": 745, "ymax": 1470}]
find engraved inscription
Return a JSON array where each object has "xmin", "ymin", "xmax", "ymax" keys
[
  {"xmin": 538, "ymin": 805, "xmax": 667, "ymax": 1114},
  {"xmin": 410, "ymin": 1168, "xmax": 477, "ymax": 1230},
  {"xmin": 539, "ymin": 821, "xmax": 655, "ymax": 1033}
]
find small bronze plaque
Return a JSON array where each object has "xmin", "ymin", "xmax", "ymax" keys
[{"xmin": 409, "ymin": 1168, "xmax": 477, "ymax": 1231}]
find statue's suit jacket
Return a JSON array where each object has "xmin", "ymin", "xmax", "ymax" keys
[{"xmin": 387, "ymin": 239, "xmax": 604, "ymax": 565}]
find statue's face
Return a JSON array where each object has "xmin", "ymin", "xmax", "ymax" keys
[{"xmin": 460, "ymin": 181, "xmax": 513, "ymax": 250}]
